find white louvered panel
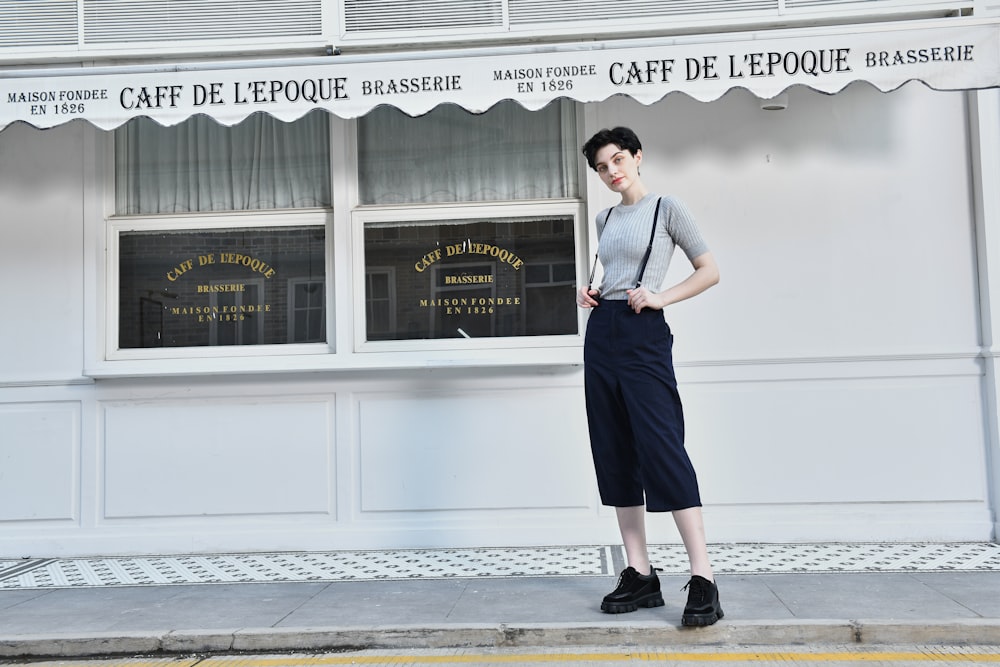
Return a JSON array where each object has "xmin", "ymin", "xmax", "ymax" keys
[
  {"xmin": 343, "ymin": 0, "xmax": 502, "ymax": 32},
  {"xmin": 784, "ymin": 0, "xmax": 907, "ymax": 6},
  {"xmin": 785, "ymin": 0, "xmax": 873, "ymax": 5},
  {"xmin": 0, "ymin": 0, "xmax": 77, "ymax": 46},
  {"xmin": 509, "ymin": 0, "xmax": 776, "ymax": 24},
  {"xmin": 83, "ymin": 0, "xmax": 321, "ymax": 43}
]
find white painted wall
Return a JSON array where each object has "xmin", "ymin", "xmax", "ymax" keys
[
  {"xmin": 0, "ymin": 121, "xmax": 86, "ymax": 384},
  {"xmin": 0, "ymin": 122, "xmax": 90, "ymax": 550},
  {"xmin": 0, "ymin": 82, "xmax": 994, "ymax": 558},
  {"xmin": 593, "ymin": 83, "xmax": 980, "ymax": 362},
  {"xmin": 970, "ymin": 88, "xmax": 1000, "ymax": 542}
]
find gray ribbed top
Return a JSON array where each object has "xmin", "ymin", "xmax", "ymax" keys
[{"xmin": 594, "ymin": 193, "xmax": 709, "ymax": 302}]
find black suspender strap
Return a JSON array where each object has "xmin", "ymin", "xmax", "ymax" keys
[
  {"xmin": 587, "ymin": 207, "xmax": 615, "ymax": 291},
  {"xmin": 633, "ymin": 197, "xmax": 662, "ymax": 288}
]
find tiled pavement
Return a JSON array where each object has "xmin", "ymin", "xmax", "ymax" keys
[{"xmin": 1, "ymin": 543, "xmax": 998, "ymax": 659}]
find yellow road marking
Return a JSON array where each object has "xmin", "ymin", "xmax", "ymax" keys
[
  {"xmin": 13, "ymin": 661, "xmax": 200, "ymax": 667},
  {"xmin": 13, "ymin": 651, "xmax": 1000, "ymax": 667},
  {"xmin": 192, "ymin": 650, "xmax": 1000, "ymax": 665}
]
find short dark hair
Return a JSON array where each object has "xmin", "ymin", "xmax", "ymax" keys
[{"xmin": 582, "ymin": 127, "xmax": 642, "ymax": 171}]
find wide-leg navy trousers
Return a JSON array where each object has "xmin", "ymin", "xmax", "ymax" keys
[{"xmin": 584, "ymin": 300, "xmax": 702, "ymax": 512}]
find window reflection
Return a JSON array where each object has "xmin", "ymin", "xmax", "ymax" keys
[
  {"xmin": 118, "ymin": 226, "xmax": 326, "ymax": 348},
  {"xmin": 363, "ymin": 216, "xmax": 577, "ymax": 340}
]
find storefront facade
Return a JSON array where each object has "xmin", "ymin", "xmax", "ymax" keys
[{"xmin": 1, "ymin": 0, "xmax": 999, "ymax": 557}]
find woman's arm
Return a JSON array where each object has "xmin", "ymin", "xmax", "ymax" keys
[{"xmin": 626, "ymin": 251, "xmax": 719, "ymax": 313}]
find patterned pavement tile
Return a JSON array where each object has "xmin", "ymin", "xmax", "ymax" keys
[{"xmin": 0, "ymin": 543, "xmax": 997, "ymax": 590}]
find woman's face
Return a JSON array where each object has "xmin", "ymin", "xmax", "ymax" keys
[{"xmin": 594, "ymin": 143, "xmax": 642, "ymax": 194}]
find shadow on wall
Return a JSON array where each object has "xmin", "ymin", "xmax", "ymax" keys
[{"xmin": 631, "ymin": 81, "xmax": 905, "ymax": 161}]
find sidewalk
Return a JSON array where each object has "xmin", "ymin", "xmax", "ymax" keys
[{"xmin": 1, "ymin": 544, "xmax": 999, "ymax": 658}]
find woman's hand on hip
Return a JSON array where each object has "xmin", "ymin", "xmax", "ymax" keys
[
  {"xmin": 631, "ymin": 252, "xmax": 720, "ymax": 313},
  {"xmin": 626, "ymin": 286, "xmax": 665, "ymax": 313},
  {"xmin": 578, "ymin": 286, "xmax": 600, "ymax": 308}
]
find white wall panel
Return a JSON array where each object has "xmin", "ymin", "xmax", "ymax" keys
[
  {"xmin": 0, "ymin": 122, "xmax": 86, "ymax": 383},
  {"xmin": 0, "ymin": 402, "xmax": 80, "ymax": 521},
  {"xmin": 102, "ymin": 399, "xmax": 333, "ymax": 519},
  {"xmin": 357, "ymin": 387, "xmax": 592, "ymax": 513},
  {"xmin": 701, "ymin": 500, "xmax": 991, "ymax": 542},
  {"xmin": 683, "ymin": 374, "xmax": 988, "ymax": 505}
]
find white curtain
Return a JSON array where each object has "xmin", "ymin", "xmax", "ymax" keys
[
  {"xmin": 357, "ymin": 100, "xmax": 578, "ymax": 205},
  {"xmin": 115, "ymin": 111, "xmax": 331, "ymax": 215}
]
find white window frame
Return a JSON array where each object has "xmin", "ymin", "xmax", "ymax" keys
[
  {"xmin": 364, "ymin": 266, "xmax": 398, "ymax": 339},
  {"xmin": 520, "ymin": 259, "xmax": 578, "ymax": 337},
  {"xmin": 350, "ymin": 200, "xmax": 588, "ymax": 354},
  {"xmin": 89, "ymin": 114, "xmax": 591, "ymax": 377},
  {"xmin": 105, "ymin": 210, "xmax": 333, "ymax": 362},
  {"xmin": 287, "ymin": 276, "xmax": 328, "ymax": 344}
]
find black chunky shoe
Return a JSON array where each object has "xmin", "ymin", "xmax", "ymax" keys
[
  {"xmin": 681, "ymin": 575, "xmax": 724, "ymax": 626},
  {"xmin": 601, "ymin": 566, "xmax": 664, "ymax": 613}
]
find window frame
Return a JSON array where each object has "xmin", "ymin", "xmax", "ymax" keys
[
  {"xmin": 105, "ymin": 210, "xmax": 334, "ymax": 362},
  {"xmin": 350, "ymin": 199, "xmax": 588, "ymax": 354},
  {"xmin": 90, "ymin": 111, "xmax": 591, "ymax": 377},
  {"xmin": 287, "ymin": 276, "xmax": 328, "ymax": 344},
  {"xmin": 364, "ymin": 266, "xmax": 399, "ymax": 339}
]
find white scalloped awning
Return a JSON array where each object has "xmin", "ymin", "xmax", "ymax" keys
[{"xmin": 2, "ymin": 18, "xmax": 998, "ymax": 131}]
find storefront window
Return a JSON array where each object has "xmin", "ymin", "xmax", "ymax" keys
[
  {"xmin": 109, "ymin": 99, "xmax": 582, "ymax": 364},
  {"xmin": 363, "ymin": 216, "xmax": 577, "ymax": 340},
  {"xmin": 357, "ymin": 100, "xmax": 578, "ymax": 205},
  {"xmin": 115, "ymin": 111, "xmax": 331, "ymax": 215},
  {"xmin": 117, "ymin": 226, "xmax": 326, "ymax": 348}
]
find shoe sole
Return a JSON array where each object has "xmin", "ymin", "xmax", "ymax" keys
[
  {"xmin": 682, "ymin": 606, "xmax": 725, "ymax": 626},
  {"xmin": 601, "ymin": 593, "xmax": 665, "ymax": 614}
]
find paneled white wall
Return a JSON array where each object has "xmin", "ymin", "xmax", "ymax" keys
[
  {"xmin": 0, "ymin": 402, "xmax": 80, "ymax": 523},
  {"xmin": 0, "ymin": 121, "xmax": 86, "ymax": 385},
  {"xmin": 688, "ymin": 375, "xmax": 986, "ymax": 504},
  {"xmin": 355, "ymin": 387, "xmax": 591, "ymax": 514},
  {"xmin": 102, "ymin": 399, "xmax": 334, "ymax": 518},
  {"xmin": 0, "ymin": 82, "xmax": 994, "ymax": 558}
]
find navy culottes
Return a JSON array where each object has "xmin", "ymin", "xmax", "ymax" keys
[{"xmin": 584, "ymin": 300, "xmax": 702, "ymax": 512}]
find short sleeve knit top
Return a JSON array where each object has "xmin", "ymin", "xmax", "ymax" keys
[{"xmin": 594, "ymin": 193, "xmax": 709, "ymax": 302}]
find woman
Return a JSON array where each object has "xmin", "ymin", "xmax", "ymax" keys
[{"xmin": 578, "ymin": 126, "xmax": 723, "ymax": 626}]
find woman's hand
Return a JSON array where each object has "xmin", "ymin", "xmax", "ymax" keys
[
  {"xmin": 630, "ymin": 252, "xmax": 720, "ymax": 314},
  {"xmin": 626, "ymin": 286, "xmax": 666, "ymax": 313},
  {"xmin": 578, "ymin": 286, "xmax": 601, "ymax": 308},
  {"xmin": 627, "ymin": 253, "xmax": 720, "ymax": 313}
]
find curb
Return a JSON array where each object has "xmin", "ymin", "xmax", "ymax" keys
[{"xmin": 4, "ymin": 620, "xmax": 1000, "ymax": 659}]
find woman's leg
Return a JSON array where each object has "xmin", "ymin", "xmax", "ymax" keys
[
  {"xmin": 672, "ymin": 506, "xmax": 714, "ymax": 581},
  {"xmin": 616, "ymin": 505, "xmax": 651, "ymax": 575},
  {"xmin": 602, "ymin": 505, "xmax": 663, "ymax": 613},
  {"xmin": 619, "ymin": 504, "xmax": 714, "ymax": 579}
]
